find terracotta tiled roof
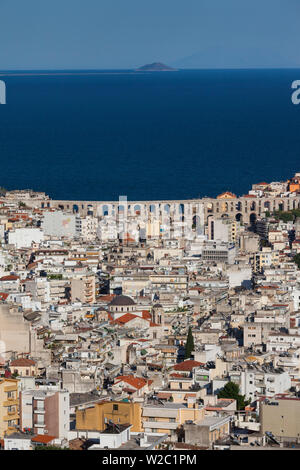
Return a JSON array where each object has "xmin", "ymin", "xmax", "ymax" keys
[
  {"xmin": 173, "ymin": 360, "xmax": 205, "ymax": 371},
  {"xmin": 0, "ymin": 293, "xmax": 9, "ymax": 301},
  {"xmin": 141, "ymin": 310, "xmax": 151, "ymax": 320},
  {"xmin": 114, "ymin": 375, "xmax": 149, "ymax": 390},
  {"xmin": 217, "ymin": 191, "xmax": 237, "ymax": 199},
  {"xmin": 10, "ymin": 358, "xmax": 36, "ymax": 367},
  {"xmin": 0, "ymin": 275, "xmax": 19, "ymax": 281},
  {"xmin": 112, "ymin": 313, "xmax": 139, "ymax": 325},
  {"xmin": 31, "ymin": 435, "xmax": 56, "ymax": 444}
]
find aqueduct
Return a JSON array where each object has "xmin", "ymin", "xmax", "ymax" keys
[{"xmin": 36, "ymin": 195, "xmax": 300, "ymax": 226}]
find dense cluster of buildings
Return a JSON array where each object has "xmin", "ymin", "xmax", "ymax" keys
[{"xmin": 1, "ymin": 173, "xmax": 300, "ymax": 450}]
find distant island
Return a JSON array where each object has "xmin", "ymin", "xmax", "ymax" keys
[{"xmin": 135, "ymin": 62, "xmax": 177, "ymax": 72}]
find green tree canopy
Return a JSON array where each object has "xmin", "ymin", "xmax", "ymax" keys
[
  {"xmin": 217, "ymin": 381, "xmax": 249, "ymax": 410},
  {"xmin": 184, "ymin": 326, "xmax": 194, "ymax": 359},
  {"xmin": 293, "ymin": 254, "xmax": 300, "ymax": 269}
]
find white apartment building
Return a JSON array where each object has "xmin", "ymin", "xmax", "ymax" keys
[
  {"xmin": 7, "ymin": 228, "xmax": 44, "ymax": 248},
  {"xmin": 230, "ymin": 369, "xmax": 291, "ymax": 400},
  {"xmin": 267, "ymin": 332, "xmax": 300, "ymax": 353},
  {"xmin": 76, "ymin": 216, "xmax": 98, "ymax": 241}
]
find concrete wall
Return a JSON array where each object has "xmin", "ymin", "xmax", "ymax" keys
[{"xmin": 0, "ymin": 305, "xmax": 30, "ymax": 356}]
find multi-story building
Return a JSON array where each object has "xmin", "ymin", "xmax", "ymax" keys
[
  {"xmin": 19, "ymin": 389, "xmax": 69, "ymax": 439},
  {"xmin": 142, "ymin": 401, "xmax": 204, "ymax": 441},
  {"xmin": 260, "ymin": 396, "xmax": 300, "ymax": 442},
  {"xmin": 254, "ymin": 248, "xmax": 280, "ymax": 272},
  {"xmin": 10, "ymin": 358, "xmax": 37, "ymax": 377},
  {"xmin": 208, "ymin": 218, "xmax": 237, "ymax": 244},
  {"xmin": 76, "ymin": 401, "xmax": 142, "ymax": 433},
  {"xmin": 76, "ymin": 216, "xmax": 98, "ymax": 241},
  {"xmin": 71, "ymin": 275, "xmax": 96, "ymax": 304},
  {"xmin": 0, "ymin": 378, "xmax": 19, "ymax": 438},
  {"xmin": 229, "ymin": 368, "xmax": 291, "ymax": 400}
]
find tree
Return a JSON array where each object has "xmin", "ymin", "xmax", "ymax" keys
[
  {"xmin": 217, "ymin": 381, "xmax": 249, "ymax": 410},
  {"xmin": 184, "ymin": 326, "xmax": 194, "ymax": 359},
  {"xmin": 293, "ymin": 253, "xmax": 300, "ymax": 269},
  {"xmin": 175, "ymin": 425, "xmax": 185, "ymax": 442},
  {"xmin": 273, "ymin": 210, "xmax": 294, "ymax": 223}
]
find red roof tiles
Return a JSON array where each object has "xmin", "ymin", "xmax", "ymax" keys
[{"xmin": 173, "ymin": 360, "xmax": 205, "ymax": 372}]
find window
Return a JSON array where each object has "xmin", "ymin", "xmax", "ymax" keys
[{"xmin": 113, "ymin": 404, "xmax": 118, "ymax": 411}]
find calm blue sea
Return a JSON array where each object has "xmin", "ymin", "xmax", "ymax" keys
[{"xmin": 0, "ymin": 68, "xmax": 300, "ymax": 201}]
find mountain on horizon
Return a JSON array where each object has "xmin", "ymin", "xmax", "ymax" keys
[
  {"xmin": 171, "ymin": 44, "xmax": 300, "ymax": 69},
  {"xmin": 135, "ymin": 62, "xmax": 177, "ymax": 71}
]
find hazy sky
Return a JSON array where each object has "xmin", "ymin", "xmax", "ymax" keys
[{"xmin": 0, "ymin": 0, "xmax": 300, "ymax": 69}]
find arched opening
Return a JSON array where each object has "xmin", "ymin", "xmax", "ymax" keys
[
  {"xmin": 134, "ymin": 204, "xmax": 141, "ymax": 215},
  {"xmin": 102, "ymin": 205, "xmax": 109, "ymax": 216},
  {"xmin": 178, "ymin": 204, "xmax": 184, "ymax": 222},
  {"xmin": 236, "ymin": 201, "xmax": 242, "ymax": 211},
  {"xmin": 236, "ymin": 213, "xmax": 243, "ymax": 222},
  {"xmin": 192, "ymin": 215, "xmax": 200, "ymax": 229},
  {"xmin": 207, "ymin": 202, "xmax": 214, "ymax": 214},
  {"xmin": 149, "ymin": 204, "xmax": 156, "ymax": 214},
  {"xmin": 73, "ymin": 204, "xmax": 79, "ymax": 214},
  {"xmin": 250, "ymin": 213, "xmax": 257, "ymax": 226},
  {"xmin": 221, "ymin": 202, "xmax": 228, "ymax": 212},
  {"xmin": 250, "ymin": 201, "xmax": 256, "ymax": 211}
]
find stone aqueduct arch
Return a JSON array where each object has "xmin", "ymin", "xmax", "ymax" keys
[
  {"xmin": 38, "ymin": 199, "xmax": 206, "ymax": 238},
  {"xmin": 39, "ymin": 195, "xmax": 300, "ymax": 227},
  {"xmin": 202, "ymin": 196, "xmax": 300, "ymax": 224}
]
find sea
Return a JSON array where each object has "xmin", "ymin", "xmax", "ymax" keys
[{"xmin": 0, "ymin": 68, "xmax": 300, "ymax": 201}]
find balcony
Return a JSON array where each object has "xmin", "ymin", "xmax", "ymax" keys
[
  {"xmin": 2, "ymin": 399, "xmax": 18, "ymax": 407},
  {"xmin": 34, "ymin": 422, "xmax": 45, "ymax": 428},
  {"xmin": 3, "ymin": 413, "xmax": 19, "ymax": 421},
  {"xmin": 4, "ymin": 386, "xmax": 17, "ymax": 393}
]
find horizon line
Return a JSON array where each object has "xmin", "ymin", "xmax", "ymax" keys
[{"xmin": 0, "ymin": 65, "xmax": 300, "ymax": 77}]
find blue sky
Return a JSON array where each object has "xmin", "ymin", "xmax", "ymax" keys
[{"xmin": 0, "ymin": 0, "xmax": 299, "ymax": 69}]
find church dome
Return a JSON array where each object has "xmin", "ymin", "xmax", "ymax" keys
[{"xmin": 108, "ymin": 295, "xmax": 136, "ymax": 307}]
